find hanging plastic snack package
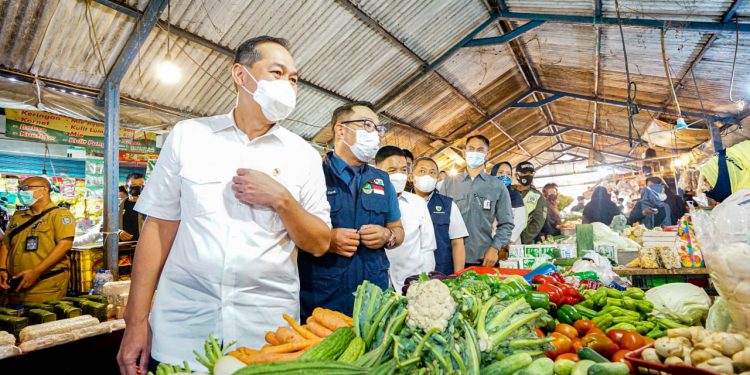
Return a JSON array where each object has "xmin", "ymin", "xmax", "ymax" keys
[
  {"xmin": 570, "ymin": 251, "xmax": 629, "ymax": 289},
  {"xmin": 691, "ymin": 189, "xmax": 750, "ymax": 333}
]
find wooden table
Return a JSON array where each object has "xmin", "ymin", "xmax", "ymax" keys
[{"xmin": 0, "ymin": 329, "xmax": 123, "ymax": 373}]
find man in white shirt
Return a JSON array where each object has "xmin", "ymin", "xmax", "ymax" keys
[
  {"xmin": 411, "ymin": 157, "xmax": 469, "ymax": 275},
  {"xmin": 374, "ymin": 146, "xmax": 436, "ymax": 292},
  {"xmin": 117, "ymin": 36, "xmax": 332, "ymax": 374}
]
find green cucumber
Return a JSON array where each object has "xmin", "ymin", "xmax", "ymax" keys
[
  {"xmin": 587, "ymin": 362, "xmax": 630, "ymax": 375},
  {"xmin": 233, "ymin": 360, "xmax": 368, "ymax": 375},
  {"xmin": 553, "ymin": 359, "xmax": 576, "ymax": 375},
  {"xmin": 578, "ymin": 347, "xmax": 609, "ymax": 363},
  {"xmin": 516, "ymin": 357, "xmax": 554, "ymax": 375},
  {"xmin": 571, "ymin": 360, "xmax": 595, "ymax": 375},
  {"xmin": 299, "ymin": 327, "xmax": 354, "ymax": 361},
  {"xmin": 482, "ymin": 352, "xmax": 533, "ymax": 375}
]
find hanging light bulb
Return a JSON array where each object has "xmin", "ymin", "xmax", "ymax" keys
[
  {"xmin": 157, "ymin": 58, "xmax": 180, "ymax": 84},
  {"xmin": 448, "ymin": 167, "xmax": 458, "ymax": 176}
]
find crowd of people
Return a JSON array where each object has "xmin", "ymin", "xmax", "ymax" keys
[{"xmin": 0, "ymin": 35, "xmax": 742, "ymax": 374}]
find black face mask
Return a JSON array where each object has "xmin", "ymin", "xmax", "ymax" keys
[
  {"xmin": 547, "ymin": 194, "xmax": 558, "ymax": 202},
  {"xmin": 519, "ymin": 175, "xmax": 533, "ymax": 187},
  {"xmin": 129, "ymin": 186, "xmax": 142, "ymax": 196}
]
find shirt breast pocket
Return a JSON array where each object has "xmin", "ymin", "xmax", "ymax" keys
[
  {"xmin": 179, "ymin": 168, "xmax": 225, "ymax": 217},
  {"xmin": 361, "ymin": 196, "xmax": 388, "ymax": 225}
]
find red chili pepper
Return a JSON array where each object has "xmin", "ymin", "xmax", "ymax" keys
[{"xmin": 537, "ymin": 283, "xmax": 564, "ymax": 306}]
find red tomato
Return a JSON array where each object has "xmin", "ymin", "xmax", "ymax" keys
[
  {"xmin": 554, "ymin": 324, "xmax": 579, "ymax": 340},
  {"xmin": 620, "ymin": 332, "xmax": 646, "ymax": 351},
  {"xmin": 587, "ymin": 327, "xmax": 606, "ymax": 336},
  {"xmin": 582, "ymin": 332, "xmax": 620, "ymax": 357},
  {"xmin": 557, "ymin": 352, "xmax": 580, "ymax": 362},
  {"xmin": 573, "ymin": 320, "xmax": 596, "ymax": 336},
  {"xmin": 545, "ymin": 332, "xmax": 573, "ymax": 359},
  {"xmin": 607, "ymin": 329, "xmax": 629, "ymax": 345}
]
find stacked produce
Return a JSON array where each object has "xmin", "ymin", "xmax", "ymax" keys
[{"xmin": 636, "ymin": 327, "xmax": 750, "ymax": 374}]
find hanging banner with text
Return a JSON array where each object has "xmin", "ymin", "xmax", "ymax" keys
[{"xmin": 5, "ymin": 109, "xmax": 157, "ymax": 154}]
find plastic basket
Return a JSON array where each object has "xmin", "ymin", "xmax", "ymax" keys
[{"xmin": 625, "ymin": 344, "xmax": 717, "ymax": 375}]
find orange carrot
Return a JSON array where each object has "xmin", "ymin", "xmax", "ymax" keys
[
  {"xmin": 328, "ymin": 309, "xmax": 354, "ymax": 324},
  {"xmin": 260, "ymin": 338, "xmax": 320, "ymax": 354},
  {"xmin": 306, "ymin": 317, "xmax": 333, "ymax": 337},
  {"xmin": 312, "ymin": 307, "xmax": 350, "ymax": 331},
  {"xmin": 275, "ymin": 327, "xmax": 304, "ymax": 344},
  {"xmin": 265, "ymin": 331, "xmax": 280, "ymax": 346},
  {"xmin": 230, "ymin": 350, "xmax": 303, "ymax": 364},
  {"xmin": 283, "ymin": 313, "xmax": 318, "ymax": 340}
]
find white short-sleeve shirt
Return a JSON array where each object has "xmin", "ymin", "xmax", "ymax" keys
[
  {"xmin": 385, "ymin": 191, "xmax": 437, "ymax": 292},
  {"xmin": 135, "ymin": 111, "xmax": 330, "ymax": 369}
]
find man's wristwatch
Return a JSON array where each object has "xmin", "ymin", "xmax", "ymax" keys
[{"xmin": 385, "ymin": 228, "xmax": 397, "ymax": 249}]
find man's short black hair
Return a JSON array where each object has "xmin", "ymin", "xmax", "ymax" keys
[
  {"xmin": 331, "ymin": 101, "xmax": 376, "ymax": 128},
  {"xmin": 646, "ymin": 176, "xmax": 662, "ymax": 185},
  {"xmin": 234, "ymin": 36, "xmax": 290, "ymax": 67},
  {"xmin": 414, "ymin": 157, "xmax": 438, "ymax": 170},
  {"xmin": 126, "ymin": 173, "xmax": 144, "ymax": 182},
  {"xmin": 402, "ymin": 149, "xmax": 414, "ymax": 161},
  {"xmin": 543, "ymin": 183, "xmax": 558, "ymax": 191},
  {"xmin": 375, "ymin": 146, "xmax": 405, "ymax": 165},
  {"xmin": 465, "ymin": 135, "xmax": 490, "ymax": 150}
]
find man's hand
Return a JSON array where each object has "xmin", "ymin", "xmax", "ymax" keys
[
  {"xmin": 0, "ymin": 270, "xmax": 9, "ymax": 290},
  {"xmin": 232, "ymin": 168, "xmax": 291, "ymax": 209},
  {"xmin": 329, "ymin": 228, "xmax": 360, "ymax": 257},
  {"xmin": 482, "ymin": 247, "xmax": 500, "ymax": 267},
  {"xmin": 120, "ymin": 231, "xmax": 134, "ymax": 241},
  {"xmin": 117, "ymin": 321, "xmax": 152, "ymax": 375},
  {"xmin": 359, "ymin": 224, "xmax": 390, "ymax": 249},
  {"xmin": 13, "ymin": 268, "xmax": 42, "ymax": 291}
]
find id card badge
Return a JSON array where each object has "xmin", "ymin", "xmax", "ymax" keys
[
  {"xmin": 25, "ymin": 236, "xmax": 39, "ymax": 252},
  {"xmin": 483, "ymin": 199, "xmax": 491, "ymax": 210}
]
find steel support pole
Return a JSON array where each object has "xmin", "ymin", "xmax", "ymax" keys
[{"xmin": 103, "ymin": 81, "xmax": 120, "ymax": 279}]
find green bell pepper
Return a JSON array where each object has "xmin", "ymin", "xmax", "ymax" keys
[
  {"xmin": 592, "ymin": 313, "xmax": 614, "ymax": 329},
  {"xmin": 574, "ymin": 304, "xmax": 599, "ymax": 319},
  {"xmin": 604, "ymin": 287, "xmax": 623, "ymax": 299},
  {"xmin": 592, "ymin": 288, "xmax": 608, "ymax": 307},
  {"xmin": 657, "ymin": 318, "xmax": 687, "ymax": 330},
  {"xmin": 557, "ymin": 304, "xmax": 582, "ymax": 325},
  {"xmin": 606, "ymin": 322, "xmax": 637, "ymax": 333},
  {"xmin": 612, "ymin": 315, "xmax": 638, "ymax": 324},
  {"xmin": 525, "ymin": 292, "xmax": 551, "ymax": 310},
  {"xmin": 635, "ymin": 299, "xmax": 654, "ymax": 314},
  {"xmin": 584, "ymin": 289, "xmax": 596, "ymax": 300},
  {"xmin": 647, "ymin": 327, "xmax": 665, "ymax": 339},
  {"xmin": 538, "ymin": 313, "xmax": 557, "ymax": 333},
  {"xmin": 598, "ymin": 305, "xmax": 640, "ymax": 319},
  {"xmin": 623, "ymin": 288, "xmax": 645, "ymax": 300},
  {"xmin": 504, "ymin": 276, "xmax": 528, "ymax": 297},
  {"xmin": 578, "ymin": 298, "xmax": 595, "ymax": 309},
  {"xmin": 606, "ymin": 297, "xmax": 624, "ymax": 307},
  {"xmin": 634, "ymin": 321, "xmax": 656, "ymax": 335},
  {"xmin": 621, "ymin": 297, "xmax": 637, "ymax": 311}
]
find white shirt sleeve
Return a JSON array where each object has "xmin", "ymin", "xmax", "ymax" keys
[
  {"xmin": 420, "ymin": 202, "xmax": 437, "ymax": 253},
  {"xmin": 135, "ymin": 125, "xmax": 182, "ymax": 220},
  {"xmin": 510, "ymin": 206, "xmax": 527, "ymax": 244},
  {"xmin": 448, "ymin": 201, "xmax": 469, "ymax": 239},
  {"xmin": 297, "ymin": 150, "xmax": 332, "ymax": 227}
]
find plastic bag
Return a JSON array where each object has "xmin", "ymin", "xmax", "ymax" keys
[
  {"xmin": 645, "ymin": 283, "xmax": 710, "ymax": 326},
  {"xmin": 592, "ymin": 222, "xmax": 641, "ymax": 252},
  {"xmin": 692, "ymin": 189, "xmax": 750, "ymax": 332},
  {"xmin": 570, "ymin": 251, "xmax": 629, "ymax": 288},
  {"xmin": 706, "ymin": 297, "xmax": 736, "ymax": 332},
  {"xmin": 610, "ymin": 214, "xmax": 628, "ymax": 233}
]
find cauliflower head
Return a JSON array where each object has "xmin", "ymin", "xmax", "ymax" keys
[{"xmin": 405, "ymin": 279, "xmax": 457, "ymax": 333}]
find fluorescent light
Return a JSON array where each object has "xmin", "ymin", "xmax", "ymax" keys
[
  {"xmin": 156, "ymin": 59, "xmax": 181, "ymax": 84},
  {"xmin": 449, "ymin": 168, "xmax": 458, "ymax": 176}
]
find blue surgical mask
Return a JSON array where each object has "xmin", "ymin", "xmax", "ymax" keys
[
  {"xmin": 465, "ymin": 152, "xmax": 486, "ymax": 168},
  {"xmin": 497, "ymin": 175, "xmax": 512, "ymax": 187},
  {"xmin": 19, "ymin": 190, "xmax": 38, "ymax": 206},
  {"xmin": 650, "ymin": 184, "xmax": 664, "ymax": 194}
]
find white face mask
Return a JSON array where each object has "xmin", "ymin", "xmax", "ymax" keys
[
  {"xmin": 414, "ymin": 175, "xmax": 437, "ymax": 193},
  {"xmin": 389, "ymin": 173, "xmax": 408, "ymax": 194},
  {"xmin": 343, "ymin": 127, "xmax": 380, "ymax": 162},
  {"xmin": 465, "ymin": 152, "xmax": 486, "ymax": 168},
  {"xmin": 240, "ymin": 66, "xmax": 296, "ymax": 122}
]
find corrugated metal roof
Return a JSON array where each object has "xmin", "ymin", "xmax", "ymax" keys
[
  {"xmin": 352, "ymin": 0, "xmax": 491, "ymax": 63},
  {"xmin": 0, "ymin": 0, "xmax": 748, "ymax": 165}
]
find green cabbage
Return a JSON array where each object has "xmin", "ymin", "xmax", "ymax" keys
[{"xmin": 645, "ymin": 283, "xmax": 710, "ymax": 325}]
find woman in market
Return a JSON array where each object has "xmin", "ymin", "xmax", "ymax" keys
[
  {"xmin": 582, "ymin": 186, "xmax": 621, "ymax": 225},
  {"xmin": 490, "ymin": 161, "xmax": 526, "ymax": 244},
  {"xmin": 663, "ymin": 180, "xmax": 687, "ymax": 224},
  {"xmin": 640, "ymin": 177, "xmax": 672, "ymax": 228},
  {"xmin": 537, "ymin": 183, "xmax": 562, "ymax": 240}
]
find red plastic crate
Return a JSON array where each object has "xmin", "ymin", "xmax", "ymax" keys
[
  {"xmin": 453, "ymin": 266, "xmax": 530, "ymax": 278},
  {"xmin": 625, "ymin": 344, "xmax": 717, "ymax": 375}
]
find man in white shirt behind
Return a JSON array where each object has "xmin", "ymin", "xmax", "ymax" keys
[{"xmin": 374, "ymin": 146, "xmax": 436, "ymax": 292}]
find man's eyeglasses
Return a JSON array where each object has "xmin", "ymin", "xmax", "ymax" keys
[
  {"xmin": 19, "ymin": 185, "xmax": 47, "ymax": 191},
  {"xmin": 340, "ymin": 119, "xmax": 387, "ymax": 137}
]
